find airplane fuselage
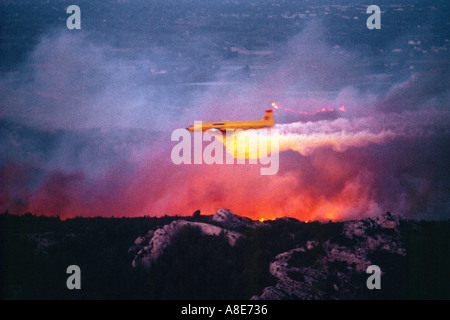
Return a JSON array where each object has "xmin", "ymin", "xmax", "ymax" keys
[
  {"xmin": 187, "ymin": 109, "xmax": 275, "ymax": 132},
  {"xmin": 187, "ymin": 120, "xmax": 274, "ymax": 132}
]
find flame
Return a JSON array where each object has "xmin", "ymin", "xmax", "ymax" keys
[
  {"xmin": 257, "ymin": 215, "xmax": 281, "ymax": 222},
  {"xmin": 271, "ymin": 102, "xmax": 347, "ymax": 115}
]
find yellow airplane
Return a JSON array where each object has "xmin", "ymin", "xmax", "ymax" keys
[{"xmin": 187, "ymin": 109, "xmax": 275, "ymax": 132}]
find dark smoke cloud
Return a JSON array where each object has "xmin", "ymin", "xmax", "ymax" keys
[
  {"xmin": 1, "ymin": 2, "xmax": 449, "ymax": 221},
  {"xmin": 374, "ymin": 69, "xmax": 450, "ymax": 113}
]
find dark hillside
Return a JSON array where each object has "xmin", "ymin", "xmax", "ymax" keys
[{"xmin": 1, "ymin": 211, "xmax": 449, "ymax": 300}]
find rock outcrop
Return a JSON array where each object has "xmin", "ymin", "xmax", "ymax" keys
[
  {"xmin": 252, "ymin": 212, "xmax": 406, "ymax": 300},
  {"xmin": 211, "ymin": 208, "xmax": 264, "ymax": 229},
  {"xmin": 130, "ymin": 218, "xmax": 242, "ymax": 268}
]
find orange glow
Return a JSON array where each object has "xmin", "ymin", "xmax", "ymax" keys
[
  {"xmin": 23, "ymin": 156, "xmax": 379, "ymax": 222},
  {"xmin": 257, "ymin": 215, "xmax": 280, "ymax": 222},
  {"xmin": 19, "ymin": 103, "xmax": 388, "ymax": 223},
  {"xmin": 339, "ymin": 105, "xmax": 346, "ymax": 112},
  {"xmin": 217, "ymin": 130, "xmax": 278, "ymax": 160}
]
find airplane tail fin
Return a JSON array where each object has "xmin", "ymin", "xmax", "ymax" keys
[{"xmin": 262, "ymin": 109, "xmax": 274, "ymax": 123}]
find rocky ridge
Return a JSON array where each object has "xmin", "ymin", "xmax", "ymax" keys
[
  {"xmin": 3, "ymin": 210, "xmax": 447, "ymax": 299},
  {"xmin": 252, "ymin": 212, "xmax": 406, "ymax": 299},
  {"xmin": 129, "ymin": 209, "xmax": 407, "ymax": 299},
  {"xmin": 130, "ymin": 209, "xmax": 249, "ymax": 268}
]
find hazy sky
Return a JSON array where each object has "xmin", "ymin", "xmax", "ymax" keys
[{"xmin": 1, "ymin": 0, "xmax": 449, "ymax": 221}]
